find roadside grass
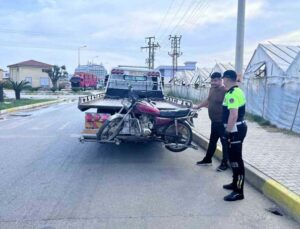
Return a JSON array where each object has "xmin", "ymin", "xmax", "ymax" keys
[
  {"xmin": 245, "ymin": 113, "xmax": 274, "ymax": 127},
  {"xmin": 245, "ymin": 112, "xmax": 300, "ymax": 137},
  {"xmin": 0, "ymin": 98, "xmax": 54, "ymax": 110}
]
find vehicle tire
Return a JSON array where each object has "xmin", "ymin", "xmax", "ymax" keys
[
  {"xmin": 97, "ymin": 117, "xmax": 123, "ymax": 141},
  {"xmin": 163, "ymin": 121, "xmax": 192, "ymax": 152}
]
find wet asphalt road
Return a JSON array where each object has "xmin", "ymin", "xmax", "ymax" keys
[{"xmin": 0, "ymin": 102, "xmax": 298, "ymax": 228}]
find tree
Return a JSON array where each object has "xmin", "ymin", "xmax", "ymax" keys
[
  {"xmin": 8, "ymin": 80, "xmax": 30, "ymax": 100},
  {"xmin": 44, "ymin": 65, "xmax": 68, "ymax": 92}
]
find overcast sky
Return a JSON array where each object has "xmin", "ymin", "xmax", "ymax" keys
[{"xmin": 0, "ymin": 0, "xmax": 299, "ymax": 73}]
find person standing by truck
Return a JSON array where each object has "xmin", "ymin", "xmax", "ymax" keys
[
  {"xmin": 221, "ymin": 70, "xmax": 247, "ymax": 201},
  {"xmin": 193, "ymin": 72, "xmax": 228, "ymax": 171}
]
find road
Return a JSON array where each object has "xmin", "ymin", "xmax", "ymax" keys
[{"xmin": 0, "ymin": 102, "xmax": 298, "ymax": 228}]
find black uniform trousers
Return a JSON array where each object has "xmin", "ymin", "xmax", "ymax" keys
[
  {"xmin": 205, "ymin": 122, "xmax": 228, "ymax": 162},
  {"xmin": 226, "ymin": 123, "xmax": 247, "ymax": 194}
]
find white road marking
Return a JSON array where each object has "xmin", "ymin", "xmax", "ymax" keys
[
  {"xmin": 0, "ymin": 135, "xmax": 56, "ymax": 139},
  {"xmin": 30, "ymin": 123, "xmax": 52, "ymax": 130},
  {"xmin": 0, "ymin": 119, "xmax": 33, "ymax": 130},
  {"xmin": 59, "ymin": 121, "xmax": 70, "ymax": 130}
]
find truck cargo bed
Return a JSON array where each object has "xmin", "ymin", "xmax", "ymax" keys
[{"xmin": 78, "ymin": 93, "xmax": 192, "ymax": 112}]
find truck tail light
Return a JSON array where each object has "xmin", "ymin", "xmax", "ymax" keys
[
  {"xmin": 111, "ymin": 69, "xmax": 124, "ymax": 74},
  {"xmin": 147, "ymin": 72, "xmax": 159, "ymax": 77}
]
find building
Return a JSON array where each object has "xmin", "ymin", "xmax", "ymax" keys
[
  {"xmin": 173, "ymin": 70, "xmax": 196, "ymax": 86},
  {"xmin": 192, "ymin": 67, "xmax": 213, "ymax": 87},
  {"xmin": 75, "ymin": 63, "xmax": 108, "ymax": 87},
  {"xmin": 156, "ymin": 61, "xmax": 197, "ymax": 84},
  {"xmin": 244, "ymin": 43, "xmax": 300, "ymax": 133},
  {"xmin": 212, "ymin": 62, "xmax": 235, "ymax": 74},
  {"xmin": 7, "ymin": 60, "xmax": 53, "ymax": 88}
]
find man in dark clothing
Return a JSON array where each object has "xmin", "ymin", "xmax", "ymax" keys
[
  {"xmin": 222, "ymin": 70, "xmax": 247, "ymax": 201},
  {"xmin": 193, "ymin": 72, "xmax": 228, "ymax": 171}
]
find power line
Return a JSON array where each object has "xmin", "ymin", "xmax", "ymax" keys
[
  {"xmin": 167, "ymin": 0, "xmax": 201, "ymax": 39},
  {"xmin": 180, "ymin": 0, "xmax": 206, "ymax": 25},
  {"xmin": 158, "ymin": 0, "xmax": 208, "ymax": 48},
  {"xmin": 159, "ymin": 1, "xmax": 209, "ymax": 48},
  {"xmin": 188, "ymin": 2, "xmax": 210, "ymax": 26},
  {"xmin": 155, "ymin": 0, "xmax": 177, "ymax": 36},
  {"xmin": 157, "ymin": 0, "xmax": 186, "ymax": 41},
  {"xmin": 184, "ymin": 0, "xmax": 208, "ymax": 27}
]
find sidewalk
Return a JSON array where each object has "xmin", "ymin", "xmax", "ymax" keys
[{"xmin": 193, "ymin": 108, "xmax": 300, "ymax": 221}]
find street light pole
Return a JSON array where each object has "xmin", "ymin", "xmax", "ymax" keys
[
  {"xmin": 78, "ymin": 45, "xmax": 87, "ymax": 66},
  {"xmin": 235, "ymin": 0, "xmax": 246, "ymax": 82}
]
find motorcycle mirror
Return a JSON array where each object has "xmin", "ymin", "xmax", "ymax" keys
[{"xmin": 128, "ymin": 84, "xmax": 133, "ymax": 91}]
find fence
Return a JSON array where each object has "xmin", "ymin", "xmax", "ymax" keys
[{"xmin": 164, "ymin": 84, "xmax": 210, "ymax": 103}]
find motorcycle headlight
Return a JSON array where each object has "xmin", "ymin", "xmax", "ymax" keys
[{"xmin": 122, "ymin": 98, "xmax": 132, "ymax": 108}]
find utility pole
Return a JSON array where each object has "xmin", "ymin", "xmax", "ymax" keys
[
  {"xmin": 235, "ymin": 0, "xmax": 246, "ymax": 82},
  {"xmin": 141, "ymin": 36, "xmax": 160, "ymax": 69},
  {"xmin": 168, "ymin": 35, "xmax": 183, "ymax": 83}
]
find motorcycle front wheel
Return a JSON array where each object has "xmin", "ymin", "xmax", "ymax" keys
[{"xmin": 163, "ymin": 121, "xmax": 192, "ymax": 152}]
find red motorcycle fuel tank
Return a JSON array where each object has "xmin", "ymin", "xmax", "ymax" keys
[{"xmin": 134, "ymin": 101, "xmax": 160, "ymax": 116}]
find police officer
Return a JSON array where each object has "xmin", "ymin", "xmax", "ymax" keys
[{"xmin": 222, "ymin": 70, "xmax": 247, "ymax": 201}]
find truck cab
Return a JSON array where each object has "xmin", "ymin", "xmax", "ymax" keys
[{"xmin": 105, "ymin": 66, "xmax": 164, "ymax": 99}]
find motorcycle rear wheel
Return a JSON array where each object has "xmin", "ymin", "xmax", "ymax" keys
[
  {"xmin": 97, "ymin": 117, "xmax": 123, "ymax": 141},
  {"xmin": 164, "ymin": 121, "xmax": 192, "ymax": 152}
]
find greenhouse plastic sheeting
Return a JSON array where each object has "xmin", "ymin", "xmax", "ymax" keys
[{"xmin": 244, "ymin": 76, "xmax": 300, "ymax": 133}]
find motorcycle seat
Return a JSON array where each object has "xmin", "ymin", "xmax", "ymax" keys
[{"xmin": 159, "ymin": 108, "xmax": 191, "ymax": 118}]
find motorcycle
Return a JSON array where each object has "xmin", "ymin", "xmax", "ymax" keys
[{"xmin": 96, "ymin": 90, "xmax": 198, "ymax": 152}]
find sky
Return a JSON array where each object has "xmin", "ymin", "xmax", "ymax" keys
[{"xmin": 0, "ymin": 0, "xmax": 299, "ymax": 73}]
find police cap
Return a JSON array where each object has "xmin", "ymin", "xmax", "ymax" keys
[{"xmin": 222, "ymin": 70, "xmax": 237, "ymax": 81}]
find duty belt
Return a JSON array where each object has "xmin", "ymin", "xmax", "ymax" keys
[{"xmin": 224, "ymin": 120, "xmax": 246, "ymax": 127}]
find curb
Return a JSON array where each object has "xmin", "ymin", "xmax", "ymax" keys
[
  {"xmin": 0, "ymin": 99, "xmax": 66, "ymax": 115},
  {"xmin": 192, "ymin": 130, "xmax": 300, "ymax": 223}
]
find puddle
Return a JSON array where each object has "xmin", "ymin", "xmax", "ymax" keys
[
  {"xmin": 9, "ymin": 113, "xmax": 32, "ymax": 117},
  {"xmin": 266, "ymin": 206, "xmax": 283, "ymax": 216}
]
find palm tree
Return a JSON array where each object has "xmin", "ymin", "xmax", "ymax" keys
[{"xmin": 8, "ymin": 80, "xmax": 30, "ymax": 100}]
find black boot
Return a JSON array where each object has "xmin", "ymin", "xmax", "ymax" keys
[
  {"xmin": 217, "ymin": 161, "xmax": 228, "ymax": 172},
  {"xmin": 196, "ymin": 158, "xmax": 212, "ymax": 166},
  {"xmin": 223, "ymin": 183, "xmax": 235, "ymax": 190},
  {"xmin": 224, "ymin": 191, "xmax": 244, "ymax": 201}
]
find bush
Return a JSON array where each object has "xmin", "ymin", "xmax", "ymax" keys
[
  {"xmin": 72, "ymin": 87, "xmax": 81, "ymax": 92},
  {"xmin": 3, "ymin": 81, "xmax": 13, "ymax": 89},
  {"xmin": 25, "ymin": 86, "xmax": 40, "ymax": 92}
]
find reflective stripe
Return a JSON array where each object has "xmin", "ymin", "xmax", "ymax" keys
[
  {"xmin": 231, "ymin": 162, "xmax": 239, "ymax": 168},
  {"xmin": 237, "ymin": 175, "xmax": 244, "ymax": 189},
  {"xmin": 231, "ymin": 141, "xmax": 242, "ymax": 144}
]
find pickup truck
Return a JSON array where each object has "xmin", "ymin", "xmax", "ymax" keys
[{"xmin": 78, "ymin": 66, "xmax": 194, "ymax": 143}]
